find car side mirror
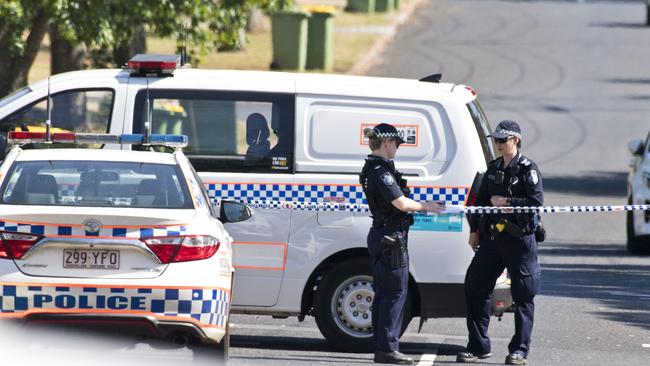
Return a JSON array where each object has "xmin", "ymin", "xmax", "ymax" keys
[
  {"xmin": 628, "ymin": 138, "xmax": 644, "ymax": 156},
  {"xmin": 219, "ymin": 200, "xmax": 253, "ymax": 223}
]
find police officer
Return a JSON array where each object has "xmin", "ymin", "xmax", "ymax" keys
[
  {"xmin": 359, "ymin": 123, "xmax": 444, "ymax": 364},
  {"xmin": 457, "ymin": 120, "xmax": 543, "ymax": 365}
]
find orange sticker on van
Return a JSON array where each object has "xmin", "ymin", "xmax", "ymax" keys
[{"xmin": 360, "ymin": 123, "xmax": 419, "ymax": 147}]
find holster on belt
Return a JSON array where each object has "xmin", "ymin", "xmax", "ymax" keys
[{"xmin": 381, "ymin": 234, "xmax": 406, "ymax": 269}]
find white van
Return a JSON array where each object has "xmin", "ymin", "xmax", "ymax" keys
[{"xmin": 0, "ymin": 57, "xmax": 511, "ymax": 351}]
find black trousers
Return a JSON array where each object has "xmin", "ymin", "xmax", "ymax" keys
[
  {"xmin": 367, "ymin": 226, "xmax": 409, "ymax": 353},
  {"xmin": 464, "ymin": 233, "xmax": 541, "ymax": 357}
]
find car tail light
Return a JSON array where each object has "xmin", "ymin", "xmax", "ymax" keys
[
  {"xmin": 0, "ymin": 231, "xmax": 43, "ymax": 259},
  {"xmin": 143, "ymin": 235, "xmax": 220, "ymax": 263}
]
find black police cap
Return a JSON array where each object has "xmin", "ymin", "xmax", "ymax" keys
[
  {"xmin": 372, "ymin": 123, "xmax": 405, "ymax": 144},
  {"xmin": 489, "ymin": 120, "xmax": 521, "ymax": 139}
]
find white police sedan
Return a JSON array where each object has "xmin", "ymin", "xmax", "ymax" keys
[
  {"xmin": 0, "ymin": 132, "xmax": 250, "ymax": 357},
  {"xmin": 627, "ymin": 132, "xmax": 650, "ymax": 254}
]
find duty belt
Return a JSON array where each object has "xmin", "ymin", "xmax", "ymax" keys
[{"xmin": 372, "ymin": 216, "xmax": 411, "ymax": 229}]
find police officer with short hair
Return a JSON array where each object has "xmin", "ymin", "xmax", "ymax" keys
[
  {"xmin": 359, "ymin": 123, "xmax": 444, "ymax": 364},
  {"xmin": 457, "ymin": 120, "xmax": 543, "ymax": 365}
]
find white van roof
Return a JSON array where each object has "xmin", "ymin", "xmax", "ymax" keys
[{"xmin": 30, "ymin": 68, "xmax": 473, "ymax": 103}]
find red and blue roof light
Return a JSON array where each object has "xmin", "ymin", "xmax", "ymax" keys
[{"xmin": 7, "ymin": 131, "xmax": 188, "ymax": 148}]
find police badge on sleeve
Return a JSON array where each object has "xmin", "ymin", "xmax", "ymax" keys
[
  {"xmin": 381, "ymin": 172, "xmax": 395, "ymax": 186},
  {"xmin": 527, "ymin": 170, "xmax": 539, "ymax": 185}
]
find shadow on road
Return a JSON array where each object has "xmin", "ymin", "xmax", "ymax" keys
[
  {"xmin": 231, "ymin": 335, "xmax": 465, "ymax": 364},
  {"xmin": 543, "ymin": 171, "xmax": 627, "ymax": 197},
  {"xmin": 540, "ymin": 243, "xmax": 650, "ymax": 331},
  {"xmin": 538, "ymin": 242, "xmax": 629, "ymax": 258},
  {"xmin": 590, "ymin": 21, "xmax": 648, "ymax": 29},
  {"xmin": 605, "ymin": 78, "xmax": 650, "ymax": 85}
]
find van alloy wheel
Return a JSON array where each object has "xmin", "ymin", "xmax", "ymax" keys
[
  {"xmin": 313, "ymin": 257, "xmax": 413, "ymax": 352},
  {"xmin": 331, "ymin": 275, "xmax": 374, "ymax": 337}
]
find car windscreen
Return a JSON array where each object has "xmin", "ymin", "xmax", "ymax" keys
[{"xmin": 0, "ymin": 160, "xmax": 193, "ymax": 208}]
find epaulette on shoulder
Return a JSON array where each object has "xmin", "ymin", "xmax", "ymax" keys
[{"xmin": 518, "ymin": 156, "xmax": 532, "ymax": 167}]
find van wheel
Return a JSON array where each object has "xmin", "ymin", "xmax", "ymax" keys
[
  {"xmin": 313, "ymin": 257, "xmax": 412, "ymax": 352},
  {"xmin": 627, "ymin": 204, "xmax": 650, "ymax": 255}
]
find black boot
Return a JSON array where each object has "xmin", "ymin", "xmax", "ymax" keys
[
  {"xmin": 456, "ymin": 351, "xmax": 492, "ymax": 363},
  {"xmin": 505, "ymin": 353, "xmax": 527, "ymax": 365},
  {"xmin": 374, "ymin": 351, "xmax": 414, "ymax": 364}
]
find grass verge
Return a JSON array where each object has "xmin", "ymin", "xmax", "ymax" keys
[{"xmin": 28, "ymin": 0, "xmax": 412, "ymax": 83}]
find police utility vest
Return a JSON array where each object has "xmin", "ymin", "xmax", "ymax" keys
[
  {"xmin": 359, "ymin": 155, "xmax": 413, "ymax": 227},
  {"xmin": 469, "ymin": 153, "xmax": 544, "ymax": 236}
]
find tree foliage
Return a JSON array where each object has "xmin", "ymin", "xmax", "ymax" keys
[{"xmin": 0, "ymin": 0, "xmax": 292, "ymax": 97}]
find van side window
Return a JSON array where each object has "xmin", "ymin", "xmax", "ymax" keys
[
  {"xmin": 133, "ymin": 90, "xmax": 295, "ymax": 173},
  {"xmin": 466, "ymin": 99, "xmax": 497, "ymax": 163},
  {"xmin": 0, "ymin": 89, "xmax": 114, "ymax": 139}
]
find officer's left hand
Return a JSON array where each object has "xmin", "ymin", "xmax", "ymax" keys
[{"xmin": 491, "ymin": 195, "xmax": 510, "ymax": 207}]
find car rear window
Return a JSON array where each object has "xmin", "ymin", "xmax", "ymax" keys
[{"xmin": 0, "ymin": 160, "xmax": 193, "ymax": 208}]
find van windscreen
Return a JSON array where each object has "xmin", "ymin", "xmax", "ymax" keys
[{"xmin": 466, "ymin": 99, "xmax": 497, "ymax": 163}]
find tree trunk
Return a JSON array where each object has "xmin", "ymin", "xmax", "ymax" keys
[
  {"xmin": 0, "ymin": 8, "xmax": 49, "ymax": 98},
  {"xmin": 113, "ymin": 25, "xmax": 147, "ymax": 68},
  {"xmin": 50, "ymin": 24, "xmax": 87, "ymax": 75}
]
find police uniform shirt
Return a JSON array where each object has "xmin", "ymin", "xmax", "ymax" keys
[
  {"xmin": 362, "ymin": 155, "xmax": 405, "ymax": 214},
  {"xmin": 469, "ymin": 152, "xmax": 544, "ymax": 232}
]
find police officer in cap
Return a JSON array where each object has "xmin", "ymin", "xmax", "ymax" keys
[
  {"xmin": 360, "ymin": 123, "xmax": 444, "ymax": 364},
  {"xmin": 457, "ymin": 120, "xmax": 543, "ymax": 365}
]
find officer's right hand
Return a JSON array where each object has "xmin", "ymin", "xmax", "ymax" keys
[{"xmin": 468, "ymin": 232, "xmax": 479, "ymax": 251}]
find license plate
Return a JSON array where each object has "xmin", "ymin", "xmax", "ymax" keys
[{"xmin": 63, "ymin": 249, "xmax": 120, "ymax": 270}]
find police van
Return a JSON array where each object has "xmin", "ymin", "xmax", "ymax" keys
[{"xmin": 0, "ymin": 55, "xmax": 511, "ymax": 351}]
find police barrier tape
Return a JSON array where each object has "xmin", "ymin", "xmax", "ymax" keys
[
  {"xmin": 442, "ymin": 204, "xmax": 650, "ymax": 214},
  {"xmin": 226, "ymin": 200, "xmax": 650, "ymax": 214}
]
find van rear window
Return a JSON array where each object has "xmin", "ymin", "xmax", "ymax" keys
[{"xmin": 466, "ymin": 99, "xmax": 497, "ymax": 163}]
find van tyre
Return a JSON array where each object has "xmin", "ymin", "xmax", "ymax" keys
[
  {"xmin": 313, "ymin": 257, "xmax": 412, "ymax": 352},
  {"xmin": 626, "ymin": 204, "xmax": 650, "ymax": 255}
]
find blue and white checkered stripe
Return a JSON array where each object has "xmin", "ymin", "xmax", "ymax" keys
[
  {"xmin": 0, "ymin": 284, "xmax": 229, "ymax": 328},
  {"xmin": 0, "ymin": 220, "xmax": 187, "ymax": 239},
  {"xmin": 205, "ymin": 183, "xmax": 468, "ymax": 212},
  {"xmin": 411, "ymin": 187, "xmax": 466, "ymax": 204}
]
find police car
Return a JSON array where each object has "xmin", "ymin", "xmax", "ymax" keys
[
  {"xmin": 627, "ymin": 132, "xmax": 650, "ymax": 254},
  {"xmin": 0, "ymin": 55, "xmax": 512, "ymax": 351},
  {"xmin": 0, "ymin": 131, "xmax": 250, "ymax": 356}
]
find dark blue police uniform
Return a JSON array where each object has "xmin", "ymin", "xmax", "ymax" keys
[
  {"xmin": 464, "ymin": 152, "xmax": 543, "ymax": 361},
  {"xmin": 359, "ymin": 154, "xmax": 413, "ymax": 357}
]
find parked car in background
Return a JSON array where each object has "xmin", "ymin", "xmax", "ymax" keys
[{"xmin": 627, "ymin": 131, "xmax": 650, "ymax": 254}]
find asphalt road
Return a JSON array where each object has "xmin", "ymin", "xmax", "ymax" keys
[
  {"xmin": 5, "ymin": 1, "xmax": 649, "ymax": 365},
  {"xmin": 230, "ymin": 1, "xmax": 650, "ymax": 365}
]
